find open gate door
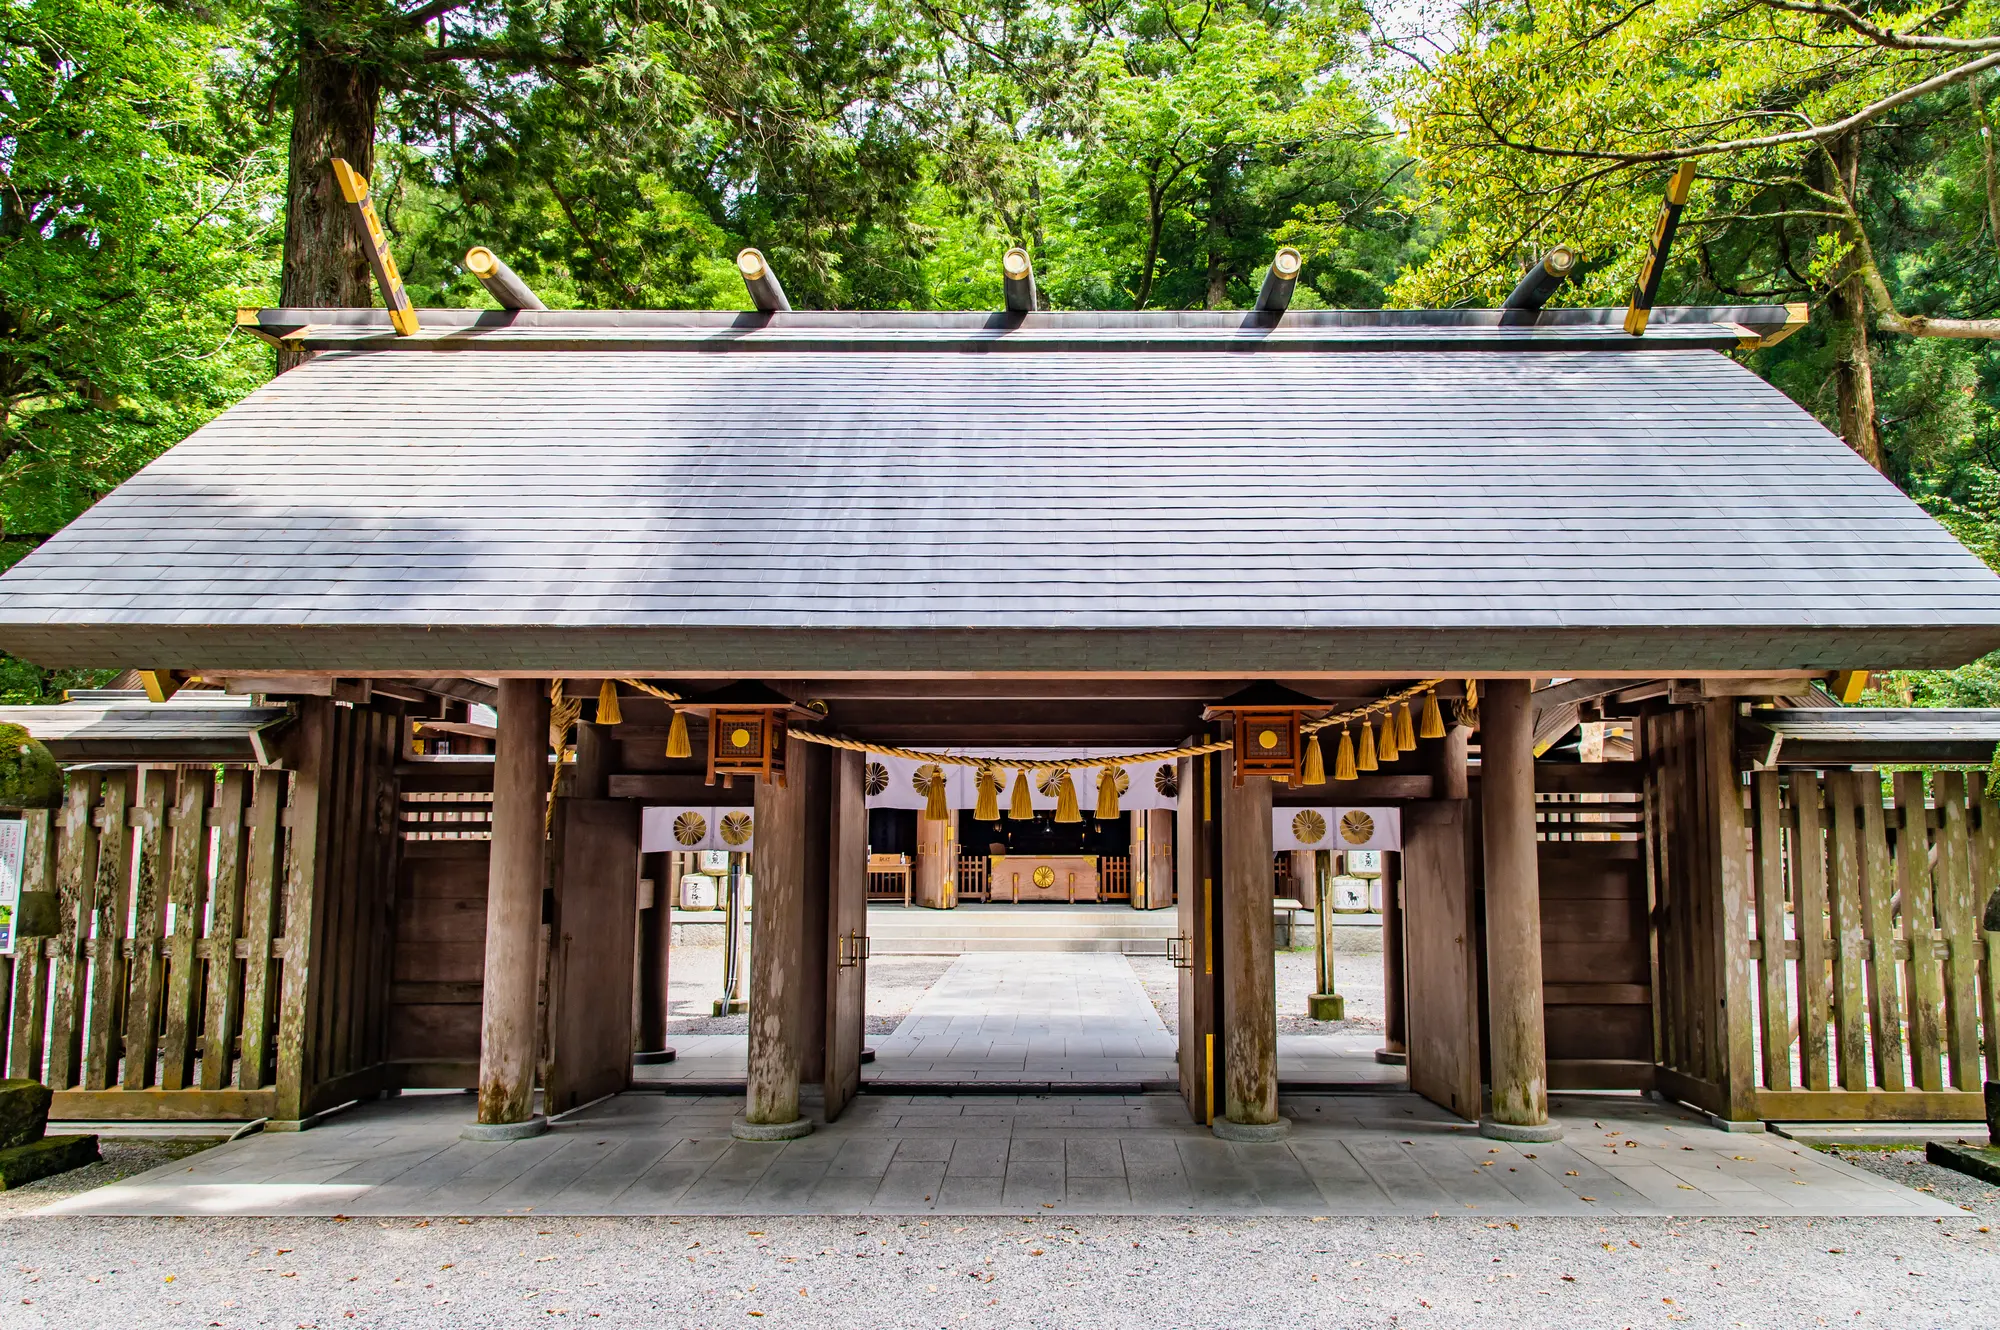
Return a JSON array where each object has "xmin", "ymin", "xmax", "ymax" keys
[
  {"xmin": 1401, "ymin": 799, "xmax": 1482, "ymax": 1120},
  {"xmin": 1174, "ymin": 751, "xmax": 1222, "ymax": 1123},
  {"xmin": 546, "ymin": 798, "xmax": 642, "ymax": 1117},
  {"xmin": 823, "ymin": 748, "xmax": 868, "ymax": 1119}
]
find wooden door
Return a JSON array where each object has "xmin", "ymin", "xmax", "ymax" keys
[
  {"xmin": 823, "ymin": 749, "xmax": 869, "ymax": 1119},
  {"xmin": 1174, "ymin": 752, "xmax": 1222, "ymax": 1123},
  {"xmin": 545, "ymin": 798, "xmax": 641, "ymax": 1118},
  {"xmin": 1137, "ymin": 809, "xmax": 1176, "ymax": 909},
  {"xmin": 1402, "ymin": 798, "xmax": 1482, "ymax": 1121}
]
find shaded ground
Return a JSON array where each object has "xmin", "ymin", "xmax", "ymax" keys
[
  {"xmin": 0, "ymin": 1138, "xmax": 215, "ymax": 1217},
  {"xmin": 1829, "ymin": 1145, "xmax": 2000, "ymax": 1215}
]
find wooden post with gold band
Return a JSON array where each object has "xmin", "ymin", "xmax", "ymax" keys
[
  {"xmin": 1624, "ymin": 160, "xmax": 1697, "ymax": 336},
  {"xmin": 329, "ymin": 157, "xmax": 420, "ymax": 336}
]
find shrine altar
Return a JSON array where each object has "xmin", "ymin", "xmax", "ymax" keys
[{"xmin": 991, "ymin": 855, "xmax": 1099, "ymax": 903}]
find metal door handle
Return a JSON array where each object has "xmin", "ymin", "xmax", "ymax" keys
[{"xmin": 1167, "ymin": 935, "xmax": 1191, "ymax": 969}]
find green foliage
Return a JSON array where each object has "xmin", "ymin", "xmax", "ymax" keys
[
  {"xmin": 0, "ymin": 724, "xmax": 61, "ymax": 808},
  {"xmin": 0, "ymin": 0, "xmax": 283, "ymax": 539}
]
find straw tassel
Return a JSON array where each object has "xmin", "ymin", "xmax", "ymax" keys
[
  {"xmin": 1378, "ymin": 713, "xmax": 1400, "ymax": 763},
  {"xmin": 1054, "ymin": 770, "xmax": 1082, "ymax": 823},
  {"xmin": 1419, "ymin": 689, "xmax": 1445, "ymax": 740},
  {"xmin": 1334, "ymin": 728, "xmax": 1358, "ymax": 781},
  {"xmin": 1095, "ymin": 767, "xmax": 1121, "ymax": 819},
  {"xmin": 1301, "ymin": 732, "xmax": 1326, "ymax": 786},
  {"xmin": 595, "ymin": 680, "xmax": 622, "ymax": 725},
  {"xmin": 665, "ymin": 709, "xmax": 692, "ymax": 759},
  {"xmin": 975, "ymin": 767, "xmax": 1000, "ymax": 821},
  {"xmin": 1008, "ymin": 769, "xmax": 1034, "ymax": 819},
  {"xmin": 922, "ymin": 768, "xmax": 949, "ymax": 823},
  {"xmin": 1357, "ymin": 720, "xmax": 1379, "ymax": 772},
  {"xmin": 1396, "ymin": 701, "xmax": 1415, "ymax": 751}
]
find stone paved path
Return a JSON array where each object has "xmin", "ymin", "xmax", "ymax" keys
[
  {"xmin": 26, "ymin": 1089, "xmax": 1953, "ymax": 1219},
  {"xmin": 636, "ymin": 950, "xmax": 1401, "ymax": 1087}
]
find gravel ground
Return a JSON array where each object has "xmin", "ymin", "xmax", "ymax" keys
[
  {"xmin": 3, "ymin": 1210, "xmax": 1994, "ymax": 1327},
  {"xmin": 1129, "ymin": 944, "xmax": 1387, "ymax": 1037},
  {"xmin": 1825, "ymin": 1145, "xmax": 2000, "ymax": 1214},
  {"xmin": 667, "ymin": 944, "xmax": 956, "ymax": 1036},
  {"xmin": 0, "ymin": 1139, "xmax": 216, "ymax": 1217}
]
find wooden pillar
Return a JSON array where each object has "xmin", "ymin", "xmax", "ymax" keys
[
  {"xmin": 1479, "ymin": 678, "xmax": 1559, "ymax": 1140},
  {"xmin": 634, "ymin": 852, "xmax": 674, "ymax": 1062},
  {"xmin": 737, "ymin": 754, "xmax": 816, "ymax": 1139},
  {"xmin": 467, "ymin": 678, "xmax": 550, "ymax": 1138},
  {"xmin": 1142, "ymin": 809, "xmax": 1175, "ymax": 909},
  {"xmin": 1216, "ymin": 766, "xmax": 1285, "ymax": 1139},
  {"xmin": 912, "ymin": 812, "xmax": 954, "ymax": 909},
  {"xmin": 1378, "ymin": 852, "xmax": 1407, "ymax": 1065}
]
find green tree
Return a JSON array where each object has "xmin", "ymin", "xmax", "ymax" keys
[{"xmin": 1, "ymin": 0, "xmax": 281, "ymax": 556}]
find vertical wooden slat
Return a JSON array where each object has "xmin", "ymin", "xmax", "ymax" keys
[
  {"xmin": 237, "ymin": 768, "xmax": 284, "ymax": 1089},
  {"xmin": 276, "ymin": 699, "xmax": 334, "ymax": 1121},
  {"xmin": 1790, "ymin": 772, "xmax": 1832, "ymax": 1092},
  {"xmin": 1823, "ymin": 771, "xmax": 1871, "ymax": 1091},
  {"xmin": 1751, "ymin": 771, "xmax": 1792, "ymax": 1090},
  {"xmin": 160, "ymin": 769, "xmax": 213, "ymax": 1091},
  {"xmin": 45, "ymin": 775, "xmax": 99, "ymax": 1089},
  {"xmin": 120, "ymin": 768, "xmax": 173, "ymax": 1090},
  {"xmin": 1856, "ymin": 775, "xmax": 1908, "ymax": 1091},
  {"xmin": 1891, "ymin": 772, "xmax": 1945, "ymax": 1092},
  {"xmin": 1929, "ymin": 771, "xmax": 1983, "ymax": 1091},
  {"xmin": 1703, "ymin": 701, "xmax": 1759, "ymax": 1120},
  {"xmin": 366, "ymin": 713, "xmax": 402, "ymax": 1071},
  {"xmin": 199, "ymin": 770, "xmax": 248, "ymax": 1092},
  {"xmin": 327, "ymin": 706, "xmax": 366, "ymax": 1083},
  {"xmin": 7, "ymin": 809, "xmax": 55, "ymax": 1081},
  {"xmin": 1973, "ymin": 775, "xmax": 2000, "ymax": 1083},
  {"xmin": 81, "ymin": 770, "xmax": 133, "ymax": 1091}
]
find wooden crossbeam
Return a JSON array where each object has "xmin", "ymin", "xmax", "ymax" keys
[
  {"xmin": 1624, "ymin": 161, "xmax": 1698, "ymax": 336},
  {"xmin": 330, "ymin": 158, "xmax": 419, "ymax": 336}
]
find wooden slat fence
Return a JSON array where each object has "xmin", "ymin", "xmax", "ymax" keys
[
  {"xmin": 4, "ymin": 765, "xmax": 289, "ymax": 1119},
  {"xmin": 1100, "ymin": 854, "xmax": 1131, "ymax": 903},
  {"xmin": 954, "ymin": 854, "xmax": 989, "ymax": 901},
  {"xmin": 1741, "ymin": 768, "xmax": 1996, "ymax": 1120}
]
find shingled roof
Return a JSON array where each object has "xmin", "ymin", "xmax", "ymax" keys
[{"xmin": 0, "ymin": 305, "xmax": 1996, "ymax": 676}]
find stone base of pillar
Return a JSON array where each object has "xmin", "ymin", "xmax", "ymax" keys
[
  {"xmin": 731, "ymin": 1115, "xmax": 814, "ymax": 1141},
  {"xmin": 460, "ymin": 1115, "xmax": 549, "ymax": 1142},
  {"xmin": 1704, "ymin": 1113, "xmax": 1768, "ymax": 1134},
  {"xmin": 1212, "ymin": 1116, "xmax": 1291, "ymax": 1143},
  {"xmin": 633, "ymin": 1048, "xmax": 678, "ymax": 1065},
  {"xmin": 1373, "ymin": 1048, "xmax": 1407, "ymax": 1066},
  {"xmin": 1306, "ymin": 992, "xmax": 1344, "ymax": 1021},
  {"xmin": 1478, "ymin": 1115, "xmax": 1562, "ymax": 1143}
]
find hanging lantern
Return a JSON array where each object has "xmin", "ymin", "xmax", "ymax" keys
[
  {"xmin": 1357, "ymin": 720, "xmax": 1379, "ymax": 772},
  {"xmin": 1396, "ymin": 701, "xmax": 1416, "ymax": 751},
  {"xmin": 1008, "ymin": 769, "xmax": 1034, "ymax": 819},
  {"xmin": 595, "ymin": 680, "xmax": 623, "ymax": 726},
  {"xmin": 678, "ymin": 681, "xmax": 817, "ymax": 787},
  {"xmin": 974, "ymin": 767, "xmax": 1001, "ymax": 821},
  {"xmin": 1201, "ymin": 681, "xmax": 1326, "ymax": 786},
  {"xmin": 1334, "ymin": 728, "xmax": 1358, "ymax": 781},
  {"xmin": 1419, "ymin": 690, "xmax": 1446, "ymax": 740},
  {"xmin": 1300, "ymin": 733, "xmax": 1327, "ymax": 786}
]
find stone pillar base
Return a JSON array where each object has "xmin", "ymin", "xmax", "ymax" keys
[
  {"xmin": 632, "ymin": 1049, "xmax": 678, "ymax": 1065},
  {"xmin": 1478, "ymin": 1115, "xmax": 1562, "ymax": 1143},
  {"xmin": 731, "ymin": 1115, "xmax": 814, "ymax": 1142},
  {"xmin": 1306, "ymin": 992, "xmax": 1344, "ymax": 1021},
  {"xmin": 1373, "ymin": 1049, "xmax": 1407, "ymax": 1066},
  {"xmin": 461, "ymin": 1114, "xmax": 549, "ymax": 1142},
  {"xmin": 1212, "ymin": 1116, "xmax": 1291, "ymax": 1143}
]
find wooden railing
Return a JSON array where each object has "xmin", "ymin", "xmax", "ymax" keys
[
  {"xmin": 866, "ymin": 854, "xmax": 911, "ymax": 904},
  {"xmin": 4, "ymin": 767, "xmax": 292, "ymax": 1119},
  {"xmin": 1738, "ymin": 767, "xmax": 1997, "ymax": 1120},
  {"xmin": 955, "ymin": 854, "xmax": 989, "ymax": 901},
  {"xmin": 1100, "ymin": 855, "xmax": 1130, "ymax": 902}
]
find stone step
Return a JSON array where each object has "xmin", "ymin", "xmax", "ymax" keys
[
  {"xmin": 865, "ymin": 906, "xmax": 1176, "ymax": 954},
  {"xmin": 871, "ymin": 935, "xmax": 1170, "ymax": 955}
]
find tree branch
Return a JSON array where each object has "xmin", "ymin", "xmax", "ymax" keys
[{"xmin": 1749, "ymin": 0, "xmax": 2000, "ymax": 53}]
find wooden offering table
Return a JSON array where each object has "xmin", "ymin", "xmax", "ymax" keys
[{"xmin": 991, "ymin": 854, "xmax": 1099, "ymax": 903}]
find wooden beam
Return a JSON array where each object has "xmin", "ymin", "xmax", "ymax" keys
[
  {"xmin": 1002, "ymin": 247, "xmax": 1038, "ymax": 313},
  {"xmin": 1254, "ymin": 248, "xmax": 1303, "ymax": 314},
  {"xmin": 1218, "ymin": 766, "xmax": 1281, "ymax": 1132},
  {"xmin": 737, "ymin": 248, "xmax": 790, "ymax": 312},
  {"xmin": 1624, "ymin": 161, "xmax": 1697, "ymax": 336},
  {"xmin": 473, "ymin": 678, "xmax": 550, "ymax": 1130},
  {"xmin": 1480, "ymin": 679, "xmax": 1556, "ymax": 1138},
  {"xmin": 464, "ymin": 247, "xmax": 547, "ymax": 311}
]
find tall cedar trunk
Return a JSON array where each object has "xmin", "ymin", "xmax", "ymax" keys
[
  {"xmin": 1204, "ymin": 154, "xmax": 1229, "ymax": 309},
  {"xmin": 1823, "ymin": 135, "xmax": 1883, "ymax": 473},
  {"xmin": 278, "ymin": 12, "xmax": 384, "ymax": 372}
]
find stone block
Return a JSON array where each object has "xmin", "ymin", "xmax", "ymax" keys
[
  {"xmin": 0, "ymin": 1078, "xmax": 53, "ymax": 1151},
  {"xmin": 0, "ymin": 1134, "xmax": 98, "ymax": 1190},
  {"xmin": 1986, "ymin": 1079, "xmax": 1999, "ymax": 1140},
  {"xmin": 1306, "ymin": 992, "xmax": 1345, "ymax": 1021},
  {"xmin": 1927, "ymin": 1140, "xmax": 2000, "ymax": 1188}
]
